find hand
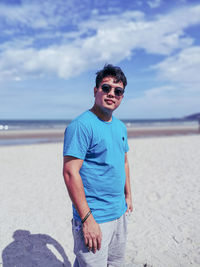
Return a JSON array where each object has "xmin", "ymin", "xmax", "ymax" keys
[
  {"xmin": 125, "ymin": 195, "xmax": 133, "ymax": 215},
  {"xmin": 82, "ymin": 215, "xmax": 102, "ymax": 254}
]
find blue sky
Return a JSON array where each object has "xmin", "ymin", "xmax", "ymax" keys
[{"xmin": 0, "ymin": 0, "xmax": 200, "ymax": 119}]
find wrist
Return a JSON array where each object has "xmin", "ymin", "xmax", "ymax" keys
[{"xmin": 81, "ymin": 210, "xmax": 92, "ymax": 224}]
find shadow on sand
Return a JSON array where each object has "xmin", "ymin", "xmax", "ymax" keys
[{"xmin": 2, "ymin": 230, "xmax": 71, "ymax": 267}]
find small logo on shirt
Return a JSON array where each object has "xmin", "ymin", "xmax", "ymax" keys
[{"xmin": 122, "ymin": 137, "xmax": 125, "ymax": 141}]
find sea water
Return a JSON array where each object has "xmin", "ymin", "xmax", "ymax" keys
[{"xmin": 0, "ymin": 119, "xmax": 198, "ymax": 146}]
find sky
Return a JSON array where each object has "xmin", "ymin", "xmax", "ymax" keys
[{"xmin": 0, "ymin": 0, "xmax": 200, "ymax": 119}]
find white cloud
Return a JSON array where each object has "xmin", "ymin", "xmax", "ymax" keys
[
  {"xmin": 130, "ymin": 48, "xmax": 200, "ymax": 118},
  {"xmin": 147, "ymin": 0, "xmax": 162, "ymax": 9},
  {"xmin": 14, "ymin": 76, "xmax": 22, "ymax": 82},
  {"xmin": 117, "ymin": 84, "xmax": 200, "ymax": 118},
  {"xmin": 153, "ymin": 46, "xmax": 200, "ymax": 83},
  {"xmin": 0, "ymin": 4, "xmax": 200, "ymax": 81},
  {"xmin": 0, "ymin": 1, "xmax": 77, "ymax": 29},
  {"xmin": 0, "ymin": 3, "xmax": 48, "ymax": 29}
]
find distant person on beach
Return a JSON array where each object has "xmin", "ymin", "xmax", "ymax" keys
[{"xmin": 63, "ymin": 64, "xmax": 133, "ymax": 267}]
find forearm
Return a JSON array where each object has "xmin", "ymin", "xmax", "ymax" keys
[
  {"xmin": 124, "ymin": 161, "xmax": 132, "ymax": 198},
  {"xmin": 124, "ymin": 153, "xmax": 133, "ymax": 213},
  {"xmin": 63, "ymin": 167, "xmax": 102, "ymax": 253},
  {"xmin": 63, "ymin": 171, "xmax": 90, "ymax": 220}
]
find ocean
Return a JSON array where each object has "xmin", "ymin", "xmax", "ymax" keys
[
  {"xmin": 0, "ymin": 118, "xmax": 197, "ymax": 130},
  {"xmin": 0, "ymin": 118, "xmax": 198, "ymax": 146},
  {"xmin": 0, "ymin": 119, "xmax": 71, "ymax": 131}
]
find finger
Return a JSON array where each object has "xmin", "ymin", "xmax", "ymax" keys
[
  {"xmin": 131, "ymin": 207, "xmax": 133, "ymax": 212},
  {"xmin": 130, "ymin": 204, "xmax": 133, "ymax": 212},
  {"xmin": 97, "ymin": 236, "xmax": 102, "ymax": 251},
  {"xmin": 128, "ymin": 203, "xmax": 133, "ymax": 211},
  {"xmin": 88, "ymin": 239, "xmax": 93, "ymax": 251},
  {"xmin": 125, "ymin": 206, "xmax": 129, "ymax": 214},
  {"xmin": 92, "ymin": 238, "xmax": 97, "ymax": 254},
  {"xmin": 84, "ymin": 236, "xmax": 88, "ymax": 247}
]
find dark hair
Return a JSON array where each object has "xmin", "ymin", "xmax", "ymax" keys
[{"xmin": 96, "ymin": 64, "xmax": 127, "ymax": 88}]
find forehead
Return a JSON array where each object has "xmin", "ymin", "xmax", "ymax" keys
[{"xmin": 100, "ymin": 76, "xmax": 124, "ymax": 88}]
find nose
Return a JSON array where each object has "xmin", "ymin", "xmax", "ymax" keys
[{"xmin": 107, "ymin": 88, "xmax": 115, "ymax": 97}]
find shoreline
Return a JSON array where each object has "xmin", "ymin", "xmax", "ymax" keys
[{"xmin": 0, "ymin": 125, "xmax": 199, "ymax": 146}]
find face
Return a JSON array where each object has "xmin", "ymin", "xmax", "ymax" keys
[{"xmin": 94, "ymin": 76, "xmax": 124, "ymax": 113}]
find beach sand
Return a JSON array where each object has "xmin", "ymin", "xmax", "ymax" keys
[{"xmin": 0, "ymin": 135, "xmax": 200, "ymax": 266}]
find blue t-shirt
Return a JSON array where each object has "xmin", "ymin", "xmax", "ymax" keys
[{"xmin": 63, "ymin": 110, "xmax": 129, "ymax": 223}]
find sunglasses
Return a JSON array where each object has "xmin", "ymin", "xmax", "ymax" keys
[{"xmin": 101, "ymin": 84, "xmax": 124, "ymax": 97}]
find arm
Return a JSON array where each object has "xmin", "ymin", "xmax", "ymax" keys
[
  {"xmin": 63, "ymin": 156, "xmax": 102, "ymax": 253},
  {"xmin": 124, "ymin": 153, "xmax": 133, "ymax": 214}
]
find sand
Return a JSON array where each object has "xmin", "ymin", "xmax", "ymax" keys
[{"xmin": 0, "ymin": 135, "xmax": 200, "ymax": 266}]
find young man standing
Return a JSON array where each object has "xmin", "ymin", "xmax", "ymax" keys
[{"xmin": 63, "ymin": 64, "xmax": 133, "ymax": 267}]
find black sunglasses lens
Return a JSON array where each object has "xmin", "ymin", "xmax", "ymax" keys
[
  {"xmin": 115, "ymin": 88, "xmax": 124, "ymax": 96},
  {"xmin": 101, "ymin": 84, "xmax": 111, "ymax": 93},
  {"xmin": 101, "ymin": 84, "xmax": 124, "ymax": 96}
]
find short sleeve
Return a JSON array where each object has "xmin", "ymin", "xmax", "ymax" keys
[{"xmin": 63, "ymin": 121, "xmax": 90, "ymax": 159}]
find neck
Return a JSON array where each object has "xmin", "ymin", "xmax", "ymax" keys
[{"xmin": 90, "ymin": 105, "xmax": 113, "ymax": 122}]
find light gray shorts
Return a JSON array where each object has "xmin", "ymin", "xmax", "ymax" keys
[{"xmin": 72, "ymin": 213, "xmax": 128, "ymax": 267}]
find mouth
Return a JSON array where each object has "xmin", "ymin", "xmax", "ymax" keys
[{"xmin": 104, "ymin": 99, "xmax": 115, "ymax": 105}]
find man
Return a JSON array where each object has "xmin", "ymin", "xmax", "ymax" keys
[{"xmin": 63, "ymin": 64, "xmax": 133, "ymax": 267}]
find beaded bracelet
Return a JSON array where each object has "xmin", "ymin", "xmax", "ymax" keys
[{"xmin": 81, "ymin": 210, "xmax": 92, "ymax": 224}]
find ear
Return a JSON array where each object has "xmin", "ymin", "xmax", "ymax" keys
[{"xmin": 94, "ymin": 87, "xmax": 98, "ymax": 97}]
